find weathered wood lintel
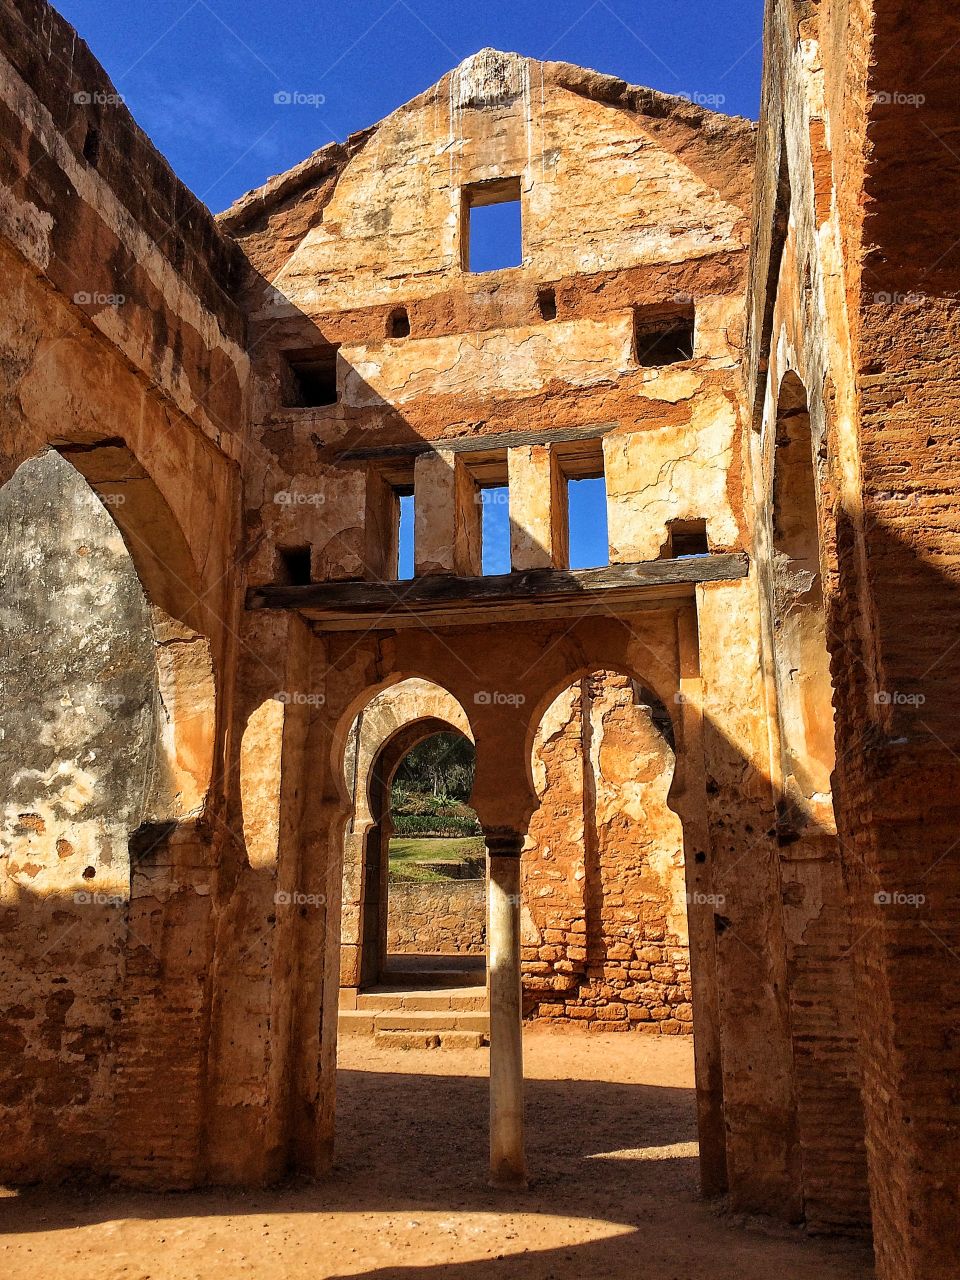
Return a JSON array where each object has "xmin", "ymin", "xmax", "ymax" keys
[
  {"xmin": 246, "ymin": 552, "xmax": 749, "ymax": 631},
  {"xmin": 312, "ymin": 419, "xmax": 620, "ymax": 465}
]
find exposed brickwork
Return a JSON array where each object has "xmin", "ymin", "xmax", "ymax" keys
[{"xmin": 522, "ymin": 673, "xmax": 692, "ymax": 1032}]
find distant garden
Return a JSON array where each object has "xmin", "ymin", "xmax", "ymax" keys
[{"xmin": 389, "ymin": 733, "xmax": 484, "ymax": 881}]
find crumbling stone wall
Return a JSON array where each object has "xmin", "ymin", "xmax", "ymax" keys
[
  {"xmin": 6, "ymin": 1, "xmax": 949, "ymax": 1260},
  {"xmin": 0, "ymin": 0, "xmax": 247, "ymax": 1188},
  {"xmin": 221, "ymin": 49, "xmax": 757, "ymax": 590},
  {"xmin": 745, "ymin": 0, "xmax": 960, "ymax": 1260},
  {"xmin": 387, "ymin": 880, "xmax": 485, "ymax": 956},
  {"xmin": 522, "ymin": 672, "xmax": 691, "ymax": 1031},
  {"xmin": 225, "ymin": 43, "xmax": 815, "ymax": 1220}
]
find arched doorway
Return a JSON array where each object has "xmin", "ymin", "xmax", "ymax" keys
[
  {"xmin": 338, "ymin": 679, "xmax": 483, "ymax": 999},
  {"xmin": 379, "ymin": 731, "xmax": 485, "ymax": 983}
]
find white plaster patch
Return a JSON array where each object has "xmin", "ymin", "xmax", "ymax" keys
[{"xmin": 0, "ymin": 182, "xmax": 52, "ymax": 269}]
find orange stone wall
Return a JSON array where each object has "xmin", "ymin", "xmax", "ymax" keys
[{"xmin": 522, "ymin": 673, "xmax": 691, "ymax": 1032}]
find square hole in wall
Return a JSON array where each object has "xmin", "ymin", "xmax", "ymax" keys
[
  {"xmin": 389, "ymin": 307, "xmax": 411, "ymax": 339},
  {"xmin": 633, "ymin": 308, "xmax": 695, "ymax": 367},
  {"xmin": 277, "ymin": 545, "xmax": 312, "ymax": 585},
  {"xmin": 463, "ymin": 177, "xmax": 523, "ymax": 273},
  {"xmin": 537, "ymin": 287, "xmax": 558, "ymax": 321},
  {"xmin": 282, "ymin": 345, "xmax": 340, "ymax": 407},
  {"xmin": 666, "ymin": 518, "xmax": 709, "ymax": 558}
]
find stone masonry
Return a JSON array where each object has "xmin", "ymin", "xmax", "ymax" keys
[{"xmin": 0, "ymin": 0, "xmax": 959, "ymax": 1273}]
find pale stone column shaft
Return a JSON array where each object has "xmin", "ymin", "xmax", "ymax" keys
[
  {"xmin": 486, "ymin": 831, "xmax": 526, "ymax": 1187},
  {"xmin": 413, "ymin": 450, "xmax": 481, "ymax": 576},
  {"xmin": 507, "ymin": 444, "xmax": 567, "ymax": 570}
]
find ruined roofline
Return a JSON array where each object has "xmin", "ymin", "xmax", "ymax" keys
[
  {"xmin": 2, "ymin": 0, "xmax": 246, "ymax": 329},
  {"xmin": 217, "ymin": 49, "xmax": 756, "ymax": 235}
]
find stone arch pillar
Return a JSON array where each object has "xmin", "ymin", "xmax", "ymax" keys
[{"xmin": 470, "ymin": 702, "xmax": 539, "ymax": 1191}]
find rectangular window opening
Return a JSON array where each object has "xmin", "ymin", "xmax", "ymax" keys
[
  {"xmin": 463, "ymin": 177, "xmax": 522, "ymax": 274},
  {"xmin": 480, "ymin": 484, "xmax": 511, "ymax": 576},
  {"xmin": 566, "ymin": 473, "xmax": 609, "ymax": 570},
  {"xmin": 666, "ymin": 518, "xmax": 709, "ymax": 558},
  {"xmin": 277, "ymin": 545, "xmax": 312, "ymax": 585},
  {"xmin": 633, "ymin": 308, "xmax": 695, "ymax": 367},
  {"xmin": 282, "ymin": 345, "xmax": 340, "ymax": 407},
  {"xmin": 396, "ymin": 490, "xmax": 415, "ymax": 581}
]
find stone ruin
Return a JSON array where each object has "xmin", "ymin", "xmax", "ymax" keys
[{"xmin": 1, "ymin": 2, "xmax": 959, "ymax": 1276}]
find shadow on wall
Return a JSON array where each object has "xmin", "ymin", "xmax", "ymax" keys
[{"xmin": 0, "ymin": 451, "xmax": 218, "ymax": 1184}]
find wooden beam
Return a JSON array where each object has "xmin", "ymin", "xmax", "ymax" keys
[
  {"xmin": 247, "ymin": 552, "xmax": 749, "ymax": 630},
  {"xmin": 319, "ymin": 420, "xmax": 620, "ymax": 465}
]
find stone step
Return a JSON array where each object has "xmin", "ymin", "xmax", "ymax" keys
[
  {"xmin": 338, "ymin": 1008, "xmax": 489, "ymax": 1037},
  {"xmin": 339, "ymin": 1010, "xmax": 375, "ymax": 1036},
  {"xmin": 374, "ymin": 1029, "xmax": 488, "ymax": 1051},
  {"xmin": 355, "ymin": 986, "xmax": 487, "ymax": 1013},
  {"xmin": 378, "ymin": 967, "xmax": 486, "ymax": 989},
  {"xmin": 372, "ymin": 1010, "xmax": 489, "ymax": 1032}
]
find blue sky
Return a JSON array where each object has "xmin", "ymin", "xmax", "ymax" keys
[
  {"xmin": 55, "ymin": 0, "xmax": 764, "ymax": 214},
  {"xmin": 396, "ymin": 477, "xmax": 611, "ymax": 578}
]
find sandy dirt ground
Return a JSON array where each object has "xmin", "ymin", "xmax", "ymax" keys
[{"xmin": 0, "ymin": 1027, "xmax": 874, "ymax": 1279}]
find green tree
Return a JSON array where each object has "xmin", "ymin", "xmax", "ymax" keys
[{"xmin": 392, "ymin": 732, "xmax": 475, "ymax": 802}]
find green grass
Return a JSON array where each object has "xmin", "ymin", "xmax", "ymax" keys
[{"xmin": 388, "ymin": 836, "xmax": 485, "ymax": 882}]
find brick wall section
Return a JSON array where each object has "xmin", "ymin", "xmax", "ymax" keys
[
  {"xmin": 522, "ymin": 673, "xmax": 692, "ymax": 1032},
  {"xmin": 387, "ymin": 880, "xmax": 485, "ymax": 956},
  {"xmin": 746, "ymin": 0, "xmax": 960, "ymax": 1265},
  {"xmin": 829, "ymin": 4, "xmax": 960, "ymax": 1271}
]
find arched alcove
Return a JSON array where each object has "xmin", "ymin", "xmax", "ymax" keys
[
  {"xmin": 0, "ymin": 447, "xmax": 217, "ymax": 1177},
  {"xmin": 522, "ymin": 668, "xmax": 688, "ymax": 1029},
  {"xmin": 770, "ymin": 371, "xmax": 836, "ymax": 821}
]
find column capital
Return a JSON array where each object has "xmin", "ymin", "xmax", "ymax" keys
[{"xmin": 484, "ymin": 828, "xmax": 524, "ymax": 859}]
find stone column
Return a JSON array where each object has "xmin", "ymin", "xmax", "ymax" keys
[
  {"xmin": 507, "ymin": 444, "xmax": 567, "ymax": 569},
  {"xmin": 486, "ymin": 829, "xmax": 526, "ymax": 1188},
  {"xmin": 413, "ymin": 450, "xmax": 481, "ymax": 576}
]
